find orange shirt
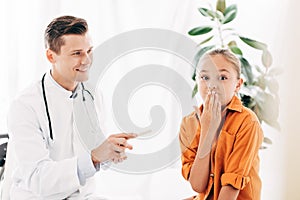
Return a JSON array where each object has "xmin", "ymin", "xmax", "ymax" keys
[{"xmin": 179, "ymin": 96, "xmax": 263, "ymax": 200}]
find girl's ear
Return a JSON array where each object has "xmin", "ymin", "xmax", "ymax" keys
[
  {"xmin": 235, "ymin": 78, "xmax": 244, "ymax": 93},
  {"xmin": 46, "ymin": 49, "xmax": 56, "ymax": 64}
]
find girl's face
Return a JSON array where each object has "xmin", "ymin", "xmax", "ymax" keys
[{"xmin": 197, "ymin": 54, "xmax": 243, "ymax": 109}]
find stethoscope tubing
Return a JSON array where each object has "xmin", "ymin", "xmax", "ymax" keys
[{"xmin": 41, "ymin": 73, "xmax": 94, "ymax": 140}]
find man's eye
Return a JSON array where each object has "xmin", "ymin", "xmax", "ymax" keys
[
  {"xmin": 87, "ymin": 49, "xmax": 93, "ymax": 54},
  {"xmin": 72, "ymin": 52, "xmax": 81, "ymax": 56},
  {"xmin": 200, "ymin": 76, "xmax": 209, "ymax": 81}
]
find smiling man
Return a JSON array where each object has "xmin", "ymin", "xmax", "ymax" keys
[{"xmin": 2, "ymin": 15, "xmax": 136, "ymax": 200}]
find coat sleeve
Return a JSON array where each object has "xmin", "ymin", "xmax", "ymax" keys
[{"xmin": 7, "ymin": 99, "xmax": 86, "ymax": 199}]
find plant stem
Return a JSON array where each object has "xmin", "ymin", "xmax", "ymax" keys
[{"xmin": 216, "ymin": 19, "xmax": 224, "ymax": 47}]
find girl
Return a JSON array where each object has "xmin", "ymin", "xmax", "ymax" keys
[{"xmin": 179, "ymin": 49, "xmax": 263, "ymax": 200}]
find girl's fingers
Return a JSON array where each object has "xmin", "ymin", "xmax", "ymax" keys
[
  {"xmin": 204, "ymin": 91, "xmax": 211, "ymax": 109},
  {"xmin": 209, "ymin": 91, "xmax": 214, "ymax": 110},
  {"xmin": 211, "ymin": 91, "xmax": 217, "ymax": 112},
  {"xmin": 217, "ymin": 102, "xmax": 221, "ymax": 118},
  {"xmin": 214, "ymin": 91, "xmax": 221, "ymax": 110}
]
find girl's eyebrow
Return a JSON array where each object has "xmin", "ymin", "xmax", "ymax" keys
[
  {"xmin": 219, "ymin": 69, "xmax": 230, "ymax": 73},
  {"xmin": 198, "ymin": 68, "xmax": 231, "ymax": 74},
  {"xmin": 199, "ymin": 69, "xmax": 208, "ymax": 72}
]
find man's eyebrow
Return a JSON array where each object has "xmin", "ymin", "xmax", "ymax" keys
[
  {"xmin": 70, "ymin": 47, "xmax": 93, "ymax": 52},
  {"xmin": 70, "ymin": 49, "xmax": 83, "ymax": 52}
]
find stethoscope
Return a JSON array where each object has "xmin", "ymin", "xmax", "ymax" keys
[
  {"xmin": 41, "ymin": 73, "xmax": 112, "ymax": 168},
  {"xmin": 41, "ymin": 73, "xmax": 94, "ymax": 140}
]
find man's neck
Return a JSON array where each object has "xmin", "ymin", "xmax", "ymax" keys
[{"xmin": 50, "ymin": 70, "xmax": 78, "ymax": 91}]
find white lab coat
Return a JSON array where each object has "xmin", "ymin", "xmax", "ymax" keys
[{"xmin": 2, "ymin": 72, "xmax": 103, "ymax": 200}]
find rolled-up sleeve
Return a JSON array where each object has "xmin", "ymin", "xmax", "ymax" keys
[{"xmin": 221, "ymin": 120, "xmax": 263, "ymax": 190}]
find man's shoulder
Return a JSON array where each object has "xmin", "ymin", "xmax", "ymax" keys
[{"xmin": 11, "ymin": 81, "xmax": 42, "ymax": 108}]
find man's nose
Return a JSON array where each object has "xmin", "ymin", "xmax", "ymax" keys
[{"xmin": 81, "ymin": 52, "xmax": 92, "ymax": 65}]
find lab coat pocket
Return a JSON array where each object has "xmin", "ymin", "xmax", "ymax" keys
[{"xmin": 215, "ymin": 130, "xmax": 235, "ymax": 161}]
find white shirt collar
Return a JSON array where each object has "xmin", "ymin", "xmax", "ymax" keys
[{"xmin": 45, "ymin": 70, "xmax": 75, "ymax": 99}]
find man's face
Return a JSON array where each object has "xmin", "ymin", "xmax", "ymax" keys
[{"xmin": 48, "ymin": 33, "xmax": 93, "ymax": 90}]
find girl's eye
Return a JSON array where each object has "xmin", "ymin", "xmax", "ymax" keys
[
  {"xmin": 219, "ymin": 76, "xmax": 228, "ymax": 80},
  {"xmin": 200, "ymin": 76, "xmax": 209, "ymax": 81}
]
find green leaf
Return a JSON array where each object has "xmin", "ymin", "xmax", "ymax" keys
[
  {"xmin": 264, "ymin": 118, "xmax": 281, "ymax": 131},
  {"xmin": 263, "ymin": 137, "xmax": 273, "ymax": 144},
  {"xmin": 188, "ymin": 26, "xmax": 213, "ymax": 36},
  {"xmin": 239, "ymin": 36, "xmax": 267, "ymax": 50},
  {"xmin": 216, "ymin": 0, "xmax": 226, "ymax": 13},
  {"xmin": 256, "ymin": 92, "xmax": 280, "ymax": 123},
  {"xmin": 192, "ymin": 84, "xmax": 198, "ymax": 98},
  {"xmin": 262, "ymin": 49, "xmax": 273, "ymax": 68},
  {"xmin": 239, "ymin": 93, "xmax": 256, "ymax": 108},
  {"xmin": 256, "ymin": 75, "xmax": 267, "ymax": 90},
  {"xmin": 266, "ymin": 78, "xmax": 279, "ymax": 94},
  {"xmin": 228, "ymin": 40, "xmax": 237, "ymax": 47},
  {"xmin": 198, "ymin": 8, "xmax": 215, "ymax": 19},
  {"xmin": 239, "ymin": 57, "xmax": 254, "ymax": 84},
  {"xmin": 268, "ymin": 67, "xmax": 284, "ymax": 76},
  {"xmin": 254, "ymin": 65, "xmax": 265, "ymax": 74},
  {"xmin": 215, "ymin": 10, "xmax": 225, "ymax": 22},
  {"xmin": 224, "ymin": 4, "xmax": 237, "ymax": 16},
  {"xmin": 222, "ymin": 27, "xmax": 235, "ymax": 31},
  {"xmin": 198, "ymin": 35, "xmax": 214, "ymax": 46},
  {"xmin": 239, "ymin": 85, "xmax": 264, "ymax": 104},
  {"xmin": 260, "ymin": 145, "xmax": 267, "ymax": 150},
  {"xmin": 193, "ymin": 45, "xmax": 215, "ymax": 68},
  {"xmin": 230, "ymin": 46, "xmax": 243, "ymax": 56},
  {"xmin": 222, "ymin": 9, "xmax": 237, "ymax": 24}
]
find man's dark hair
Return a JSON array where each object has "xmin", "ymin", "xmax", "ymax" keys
[{"xmin": 44, "ymin": 15, "xmax": 88, "ymax": 54}]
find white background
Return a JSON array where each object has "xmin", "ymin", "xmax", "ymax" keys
[{"xmin": 1, "ymin": 0, "xmax": 298, "ymax": 199}]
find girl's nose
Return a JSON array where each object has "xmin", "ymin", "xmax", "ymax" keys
[{"xmin": 208, "ymin": 83, "xmax": 217, "ymax": 91}]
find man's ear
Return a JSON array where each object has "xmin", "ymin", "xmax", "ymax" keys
[
  {"xmin": 235, "ymin": 78, "xmax": 244, "ymax": 93},
  {"xmin": 46, "ymin": 49, "xmax": 56, "ymax": 64}
]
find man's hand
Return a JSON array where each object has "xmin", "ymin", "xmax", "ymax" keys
[{"xmin": 91, "ymin": 133, "xmax": 137, "ymax": 164}]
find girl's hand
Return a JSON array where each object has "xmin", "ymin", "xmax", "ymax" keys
[
  {"xmin": 196, "ymin": 90, "xmax": 222, "ymax": 158},
  {"xmin": 201, "ymin": 90, "xmax": 222, "ymax": 137}
]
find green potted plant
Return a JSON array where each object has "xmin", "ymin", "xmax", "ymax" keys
[{"xmin": 188, "ymin": 0, "xmax": 280, "ymax": 146}]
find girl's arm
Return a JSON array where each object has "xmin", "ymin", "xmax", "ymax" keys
[
  {"xmin": 189, "ymin": 150, "xmax": 211, "ymax": 193},
  {"xmin": 189, "ymin": 91, "xmax": 222, "ymax": 193},
  {"xmin": 218, "ymin": 185, "xmax": 240, "ymax": 200}
]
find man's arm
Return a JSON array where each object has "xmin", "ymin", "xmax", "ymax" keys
[{"xmin": 7, "ymin": 99, "xmax": 82, "ymax": 199}]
